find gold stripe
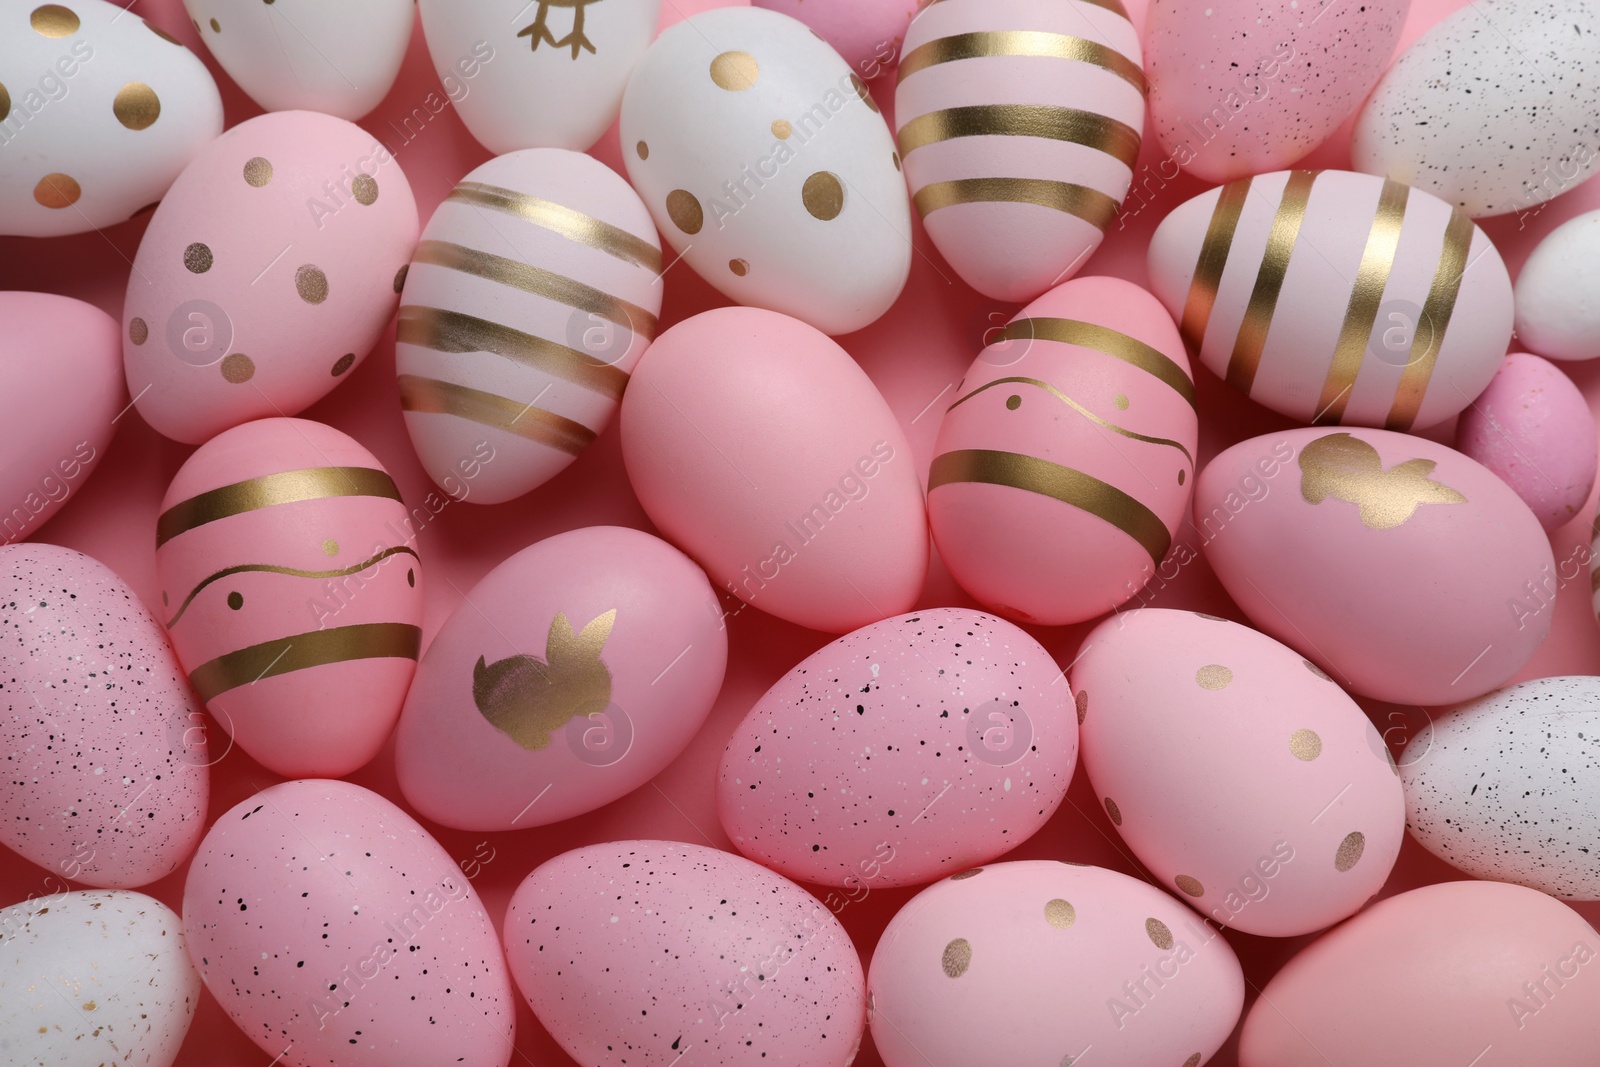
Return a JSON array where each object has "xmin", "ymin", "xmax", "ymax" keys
[
  {"xmin": 412, "ymin": 240, "xmax": 658, "ymax": 340},
  {"xmin": 165, "ymin": 545, "xmax": 421, "ymax": 628},
  {"xmin": 189, "ymin": 622, "xmax": 421, "ymax": 704},
  {"xmin": 1314, "ymin": 179, "xmax": 1411, "ymax": 424},
  {"xmin": 447, "ymin": 182, "xmax": 663, "ymax": 274},
  {"xmin": 398, "ymin": 374, "xmax": 596, "ymax": 456},
  {"xmin": 1180, "ymin": 178, "xmax": 1252, "ymax": 352},
  {"xmin": 928, "ymin": 448, "xmax": 1170, "ymax": 565},
  {"xmin": 1224, "ymin": 170, "xmax": 1317, "ymax": 395},
  {"xmin": 913, "ymin": 178, "xmax": 1119, "ymax": 230},
  {"xmin": 1385, "ymin": 209, "xmax": 1476, "ymax": 432},
  {"xmin": 397, "ymin": 306, "xmax": 629, "ymax": 401},
  {"xmin": 897, "ymin": 31, "xmax": 1145, "ymax": 92},
  {"xmin": 992, "ymin": 318, "xmax": 1196, "ymax": 409},
  {"xmin": 157, "ymin": 468, "xmax": 402, "ymax": 548},
  {"xmin": 898, "ymin": 105, "xmax": 1140, "ymax": 170},
  {"xmin": 948, "ymin": 376, "xmax": 1194, "ymax": 464}
]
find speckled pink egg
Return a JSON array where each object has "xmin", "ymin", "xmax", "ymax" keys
[
  {"xmin": 396, "ymin": 526, "xmax": 728, "ymax": 830},
  {"xmin": 1, "ymin": 544, "xmax": 209, "ymax": 888},
  {"xmin": 753, "ymin": 0, "xmax": 920, "ymax": 73},
  {"xmin": 1146, "ymin": 0, "xmax": 1409, "ymax": 183},
  {"xmin": 1456, "ymin": 353, "xmax": 1597, "ymax": 531},
  {"xmin": 894, "ymin": 0, "xmax": 1145, "ymax": 303},
  {"xmin": 1074, "ymin": 608, "xmax": 1403, "ymax": 937},
  {"xmin": 123, "ymin": 110, "xmax": 419, "ymax": 445},
  {"xmin": 1196, "ymin": 428, "xmax": 1555, "ymax": 705},
  {"xmin": 928, "ymin": 275, "xmax": 1196, "ymax": 625},
  {"xmin": 1239, "ymin": 880, "xmax": 1600, "ymax": 1067},
  {"xmin": 620, "ymin": 307, "xmax": 928, "ymax": 633},
  {"xmin": 183, "ymin": 779, "xmax": 515, "ymax": 1067},
  {"xmin": 155, "ymin": 418, "xmax": 424, "ymax": 779},
  {"xmin": 718, "ymin": 608, "xmax": 1074, "ymax": 890},
  {"xmin": 503, "ymin": 839, "xmax": 866, "ymax": 1067},
  {"xmin": 869, "ymin": 861, "xmax": 1245, "ymax": 1067}
]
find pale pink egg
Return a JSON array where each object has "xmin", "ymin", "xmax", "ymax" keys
[
  {"xmin": 894, "ymin": 0, "xmax": 1145, "ymax": 303},
  {"xmin": 753, "ymin": 0, "xmax": 920, "ymax": 73},
  {"xmin": 620, "ymin": 307, "xmax": 928, "ymax": 633},
  {"xmin": 927, "ymin": 275, "xmax": 1195, "ymax": 625},
  {"xmin": 1239, "ymin": 880, "xmax": 1600, "ymax": 1067},
  {"xmin": 1195, "ymin": 427, "xmax": 1555, "ymax": 705},
  {"xmin": 183, "ymin": 779, "xmax": 515, "ymax": 1067},
  {"xmin": 503, "ymin": 839, "xmax": 866, "ymax": 1067},
  {"xmin": 123, "ymin": 110, "xmax": 419, "ymax": 445},
  {"xmin": 155, "ymin": 418, "xmax": 424, "ymax": 778}
]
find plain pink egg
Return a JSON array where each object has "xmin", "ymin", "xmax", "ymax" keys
[{"xmin": 753, "ymin": 0, "xmax": 920, "ymax": 72}]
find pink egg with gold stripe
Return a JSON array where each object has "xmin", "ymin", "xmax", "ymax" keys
[
  {"xmin": 155, "ymin": 418, "xmax": 424, "ymax": 778},
  {"xmin": 928, "ymin": 275, "xmax": 1196, "ymax": 625},
  {"xmin": 894, "ymin": 0, "xmax": 1145, "ymax": 303}
]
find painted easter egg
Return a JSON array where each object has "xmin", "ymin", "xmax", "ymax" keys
[
  {"xmin": 620, "ymin": 306, "xmax": 928, "ymax": 633},
  {"xmin": 621, "ymin": 6, "xmax": 911, "ymax": 335},
  {"xmin": 183, "ymin": 779, "xmax": 515, "ymax": 1067},
  {"xmin": 155, "ymin": 418, "xmax": 424, "ymax": 779},
  {"xmin": 893, "ymin": 0, "xmax": 1144, "ymax": 303},
  {"xmin": 503, "ymin": 839, "xmax": 866, "ymax": 1067},
  {"xmin": 1148, "ymin": 169, "xmax": 1513, "ymax": 430},
  {"xmin": 927, "ymin": 275, "xmax": 1196, "ymax": 625},
  {"xmin": 396, "ymin": 148, "xmax": 662, "ymax": 505},
  {"xmin": 0, "ymin": 0, "xmax": 221, "ymax": 238},
  {"xmin": 1195, "ymin": 427, "xmax": 1556, "ymax": 705},
  {"xmin": 123, "ymin": 109, "xmax": 419, "ymax": 445},
  {"xmin": 1516, "ymin": 208, "xmax": 1600, "ymax": 361},
  {"xmin": 753, "ymin": 0, "xmax": 919, "ymax": 74}
]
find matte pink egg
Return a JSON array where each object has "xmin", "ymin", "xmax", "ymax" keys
[
  {"xmin": 155, "ymin": 418, "xmax": 424, "ymax": 778},
  {"xmin": 620, "ymin": 306, "xmax": 928, "ymax": 633},
  {"xmin": 753, "ymin": 0, "xmax": 920, "ymax": 72},
  {"xmin": 1239, "ymin": 880, "xmax": 1600, "ymax": 1067},
  {"xmin": 0, "ymin": 544, "xmax": 209, "ymax": 888},
  {"xmin": 183, "ymin": 779, "xmax": 515, "ymax": 1067},
  {"xmin": 124, "ymin": 110, "xmax": 419, "ymax": 444},
  {"xmin": 1195, "ymin": 427, "xmax": 1555, "ymax": 705},
  {"xmin": 928, "ymin": 275, "xmax": 1196, "ymax": 625},
  {"xmin": 503, "ymin": 839, "xmax": 866, "ymax": 1067}
]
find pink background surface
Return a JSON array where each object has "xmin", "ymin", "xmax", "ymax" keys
[{"xmin": 5, "ymin": 0, "xmax": 1600, "ymax": 1063}]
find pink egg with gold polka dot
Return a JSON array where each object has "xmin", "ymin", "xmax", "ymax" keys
[{"xmin": 123, "ymin": 110, "xmax": 418, "ymax": 445}]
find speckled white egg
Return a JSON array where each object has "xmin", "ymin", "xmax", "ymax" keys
[
  {"xmin": 1516, "ymin": 208, "xmax": 1600, "ymax": 361},
  {"xmin": 0, "ymin": 889, "xmax": 200, "ymax": 1067}
]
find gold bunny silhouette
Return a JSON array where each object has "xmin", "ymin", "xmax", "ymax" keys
[
  {"xmin": 518, "ymin": 0, "xmax": 603, "ymax": 58},
  {"xmin": 472, "ymin": 609, "xmax": 616, "ymax": 750},
  {"xmin": 1299, "ymin": 433, "xmax": 1467, "ymax": 530}
]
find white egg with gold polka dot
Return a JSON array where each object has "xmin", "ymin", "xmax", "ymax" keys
[
  {"xmin": 1072, "ymin": 608, "xmax": 1405, "ymax": 938},
  {"xmin": 0, "ymin": 0, "xmax": 221, "ymax": 238},
  {"xmin": 621, "ymin": 6, "xmax": 911, "ymax": 336}
]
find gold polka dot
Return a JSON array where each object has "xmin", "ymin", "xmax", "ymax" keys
[
  {"xmin": 1113, "ymin": 393, "xmax": 1129, "ymax": 410},
  {"xmin": 0, "ymin": 83, "xmax": 9, "ymax": 118},
  {"xmin": 184, "ymin": 242, "xmax": 213, "ymax": 273},
  {"xmin": 393, "ymin": 263, "xmax": 409, "ymax": 293},
  {"xmin": 161, "ymin": 591, "xmax": 169, "ymax": 606},
  {"xmin": 31, "ymin": 4, "xmax": 79, "ymax": 36},
  {"xmin": 143, "ymin": 18, "xmax": 181, "ymax": 44},
  {"xmin": 407, "ymin": 568, "xmax": 415, "ymax": 587},
  {"xmin": 892, "ymin": 151, "xmax": 901, "ymax": 171},
  {"xmin": 296, "ymin": 265, "xmax": 328, "ymax": 304},
  {"xmin": 729, "ymin": 258, "xmax": 749, "ymax": 277},
  {"xmin": 941, "ymin": 938, "xmax": 971, "ymax": 978},
  {"xmin": 209, "ymin": 17, "xmax": 220, "ymax": 31},
  {"xmin": 220, "ymin": 353, "xmax": 254, "ymax": 383},
  {"xmin": 666, "ymin": 189, "xmax": 703, "ymax": 235},
  {"xmin": 351, "ymin": 173, "xmax": 378, "ymax": 205},
  {"xmin": 33, "ymin": 173, "xmax": 80, "ymax": 208},
  {"xmin": 1104, "ymin": 797, "xmax": 1122, "ymax": 826},
  {"xmin": 850, "ymin": 73, "xmax": 880, "ymax": 113},
  {"xmin": 129, "ymin": 318, "xmax": 148, "ymax": 345},
  {"xmin": 331, "ymin": 353, "xmax": 355, "ymax": 376},
  {"xmin": 802, "ymin": 172, "xmax": 845, "ymax": 221},
  {"xmin": 243, "ymin": 157, "xmax": 273, "ymax": 187},
  {"xmin": 710, "ymin": 51, "xmax": 759, "ymax": 91},
  {"xmin": 1175, "ymin": 875, "xmax": 1204, "ymax": 897},
  {"xmin": 1178, "ymin": 469, "xmax": 1187, "ymax": 485},
  {"xmin": 1303, "ymin": 659, "xmax": 1333, "ymax": 682},
  {"xmin": 1335, "ymin": 832, "xmax": 1365, "ymax": 872},
  {"xmin": 1043, "ymin": 899, "xmax": 1075, "ymax": 928},
  {"xmin": 322, "ymin": 539, "xmax": 339, "ymax": 556},
  {"xmin": 771, "ymin": 119, "xmax": 792, "ymax": 140},
  {"xmin": 1195, "ymin": 664, "xmax": 1232, "ymax": 690},
  {"xmin": 1289, "ymin": 729, "xmax": 1323, "ymax": 761},
  {"xmin": 1145, "ymin": 918, "xmax": 1173, "ymax": 950},
  {"xmin": 226, "ymin": 591, "xmax": 243, "ymax": 610},
  {"xmin": 1074, "ymin": 690, "xmax": 1087, "ymax": 724},
  {"xmin": 950, "ymin": 868, "xmax": 982, "ymax": 880},
  {"xmin": 636, "ymin": 140, "xmax": 649, "ymax": 160},
  {"xmin": 1183, "ymin": 1056, "xmax": 1202, "ymax": 1067},
  {"xmin": 113, "ymin": 82, "xmax": 160, "ymax": 130},
  {"xmin": 1005, "ymin": 395, "xmax": 1021, "ymax": 410}
]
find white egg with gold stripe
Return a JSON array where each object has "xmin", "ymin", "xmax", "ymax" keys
[
  {"xmin": 1147, "ymin": 169, "xmax": 1514, "ymax": 431},
  {"xmin": 396, "ymin": 148, "xmax": 662, "ymax": 505},
  {"xmin": 894, "ymin": 0, "xmax": 1145, "ymax": 304}
]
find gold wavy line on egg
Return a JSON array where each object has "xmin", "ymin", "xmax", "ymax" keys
[
  {"xmin": 398, "ymin": 374, "xmax": 597, "ymax": 456},
  {"xmin": 1313, "ymin": 178, "xmax": 1411, "ymax": 425},
  {"xmin": 897, "ymin": 31, "xmax": 1146, "ymax": 93},
  {"xmin": 412, "ymin": 240, "xmax": 659, "ymax": 340},
  {"xmin": 948, "ymin": 376, "xmax": 1195, "ymax": 464},
  {"xmin": 164, "ymin": 545, "xmax": 421, "ymax": 629},
  {"xmin": 1384, "ymin": 208, "xmax": 1476, "ymax": 432},
  {"xmin": 897, "ymin": 105, "xmax": 1141, "ymax": 170},
  {"xmin": 398, "ymin": 306, "xmax": 630, "ymax": 401},
  {"xmin": 992, "ymin": 318, "xmax": 1197, "ymax": 409},
  {"xmin": 1180, "ymin": 178, "xmax": 1252, "ymax": 354},
  {"xmin": 913, "ymin": 178, "xmax": 1120, "ymax": 230},
  {"xmin": 1224, "ymin": 170, "xmax": 1318, "ymax": 396},
  {"xmin": 156, "ymin": 467, "xmax": 402, "ymax": 549},
  {"xmin": 188, "ymin": 621, "xmax": 422, "ymax": 704},
  {"xmin": 447, "ymin": 182, "xmax": 663, "ymax": 274},
  {"xmin": 928, "ymin": 448, "xmax": 1171, "ymax": 565}
]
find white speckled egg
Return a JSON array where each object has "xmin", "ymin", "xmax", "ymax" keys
[
  {"xmin": 1352, "ymin": 0, "xmax": 1600, "ymax": 218},
  {"xmin": 621, "ymin": 6, "xmax": 911, "ymax": 335},
  {"xmin": 0, "ymin": 889, "xmax": 200, "ymax": 1067},
  {"xmin": 1516, "ymin": 208, "xmax": 1600, "ymax": 361},
  {"xmin": 504, "ymin": 839, "xmax": 866, "ymax": 1067}
]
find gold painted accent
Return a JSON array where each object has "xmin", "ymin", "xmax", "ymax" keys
[
  {"xmin": 1044, "ymin": 899, "xmax": 1076, "ymax": 928},
  {"xmin": 897, "ymin": 30, "xmax": 1145, "ymax": 93},
  {"xmin": 803, "ymin": 172, "xmax": 845, "ymax": 221},
  {"xmin": 1180, "ymin": 178, "xmax": 1252, "ymax": 353},
  {"xmin": 398, "ymin": 306, "xmax": 631, "ymax": 399},
  {"xmin": 398, "ymin": 374, "xmax": 596, "ymax": 456},
  {"xmin": 1175, "ymin": 875, "xmax": 1204, "ymax": 897},
  {"xmin": 447, "ymin": 182, "xmax": 662, "ymax": 273},
  {"xmin": 156, "ymin": 466, "xmax": 402, "ymax": 547},
  {"xmin": 636, "ymin": 140, "xmax": 649, "ymax": 159},
  {"xmin": 296, "ymin": 264, "xmax": 329, "ymax": 304},
  {"xmin": 209, "ymin": 17, "xmax": 219, "ymax": 31},
  {"xmin": 851, "ymin": 73, "xmax": 879, "ymax": 112},
  {"xmin": 1299, "ymin": 433, "xmax": 1466, "ymax": 530},
  {"xmin": 0, "ymin": 83, "xmax": 9, "ymax": 118},
  {"xmin": 144, "ymin": 17, "xmax": 180, "ymax": 42},
  {"xmin": 473, "ymin": 610, "xmax": 616, "ymax": 750},
  {"xmin": 993, "ymin": 318, "xmax": 1196, "ymax": 408},
  {"xmin": 898, "ymin": 105, "xmax": 1140, "ymax": 170},
  {"xmin": 915, "ymin": 177, "xmax": 1119, "ymax": 230},
  {"xmin": 129, "ymin": 318, "xmax": 148, "ymax": 345},
  {"xmin": 1225, "ymin": 170, "xmax": 1317, "ymax": 395},
  {"xmin": 393, "ymin": 263, "xmax": 409, "ymax": 293},
  {"xmin": 322, "ymin": 539, "xmax": 338, "ymax": 556},
  {"xmin": 226, "ymin": 591, "xmax": 242, "ymax": 610},
  {"xmin": 1114, "ymin": 394, "xmax": 1129, "ymax": 410},
  {"xmin": 188, "ymin": 622, "xmax": 421, "ymax": 703},
  {"xmin": 113, "ymin": 82, "xmax": 160, "ymax": 130},
  {"xmin": 1335, "ymin": 831, "xmax": 1366, "ymax": 872},
  {"xmin": 220, "ymin": 353, "xmax": 255, "ymax": 383},
  {"xmin": 30, "ymin": 4, "xmax": 79, "ymax": 36},
  {"xmin": 892, "ymin": 151, "xmax": 901, "ymax": 171},
  {"xmin": 517, "ymin": 0, "xmax": 601, "ymax": 58},
  {"xmin": 184, "ymin": 242, "xmax": 212, "ymax": 273},
  {"xmin": 1196, "ymin": 664, "xmax": 1232, "ymax": 690},
  {"xmin": 950, "ymin": 868, "xmax": 983, "ymax": 880},
  {"xmin": 710, "ymin": 50, "xmax": 759, "ymax": 91},
  {"xmin": 666, "ymin": 189, "xmax": 704, "ymax": 236},
  {"xmin": 33, "ymin": 173, "xmax": 80, "ymax": 208},
  {"xmin": 1304, "ymin": 659, "xmax": 1332, "ymax": 681},
  {"xmin": 243, "ymin": 156, "xmax": 273, "ymax": 187},
  {"xmin": 1289, "ymin": 729, "xmax": 1323, "ymax": 761},
  {"xmin": 948, "ymin": 376, "xmax": 1194, "ymax": 465},
  {"xmin": 729, "ymin": 259, "xmax": 749, "ymax": 277},
  {"xmin": 1385, "ymin": 209, "xmax": 1476, "ymax": 431},
  {"xmin": 940, "ymin": 938, "xmax": 972, "ymax": 977},
  {"xmin": 165, "ymin": 545, "xmax": 421, "ymax": 627},
  {"xmin": 1314, "ymin": 179, "xmax": 1410, "ymax": 424},
  {"xmin": 351, "ymin": 174, "xmax": 378, "ymax": 205},
  {"xmin": 331, "ymin": 353, "xmax": 355, "ymax": 376},
  {"xmin": 1104, "ymin": 796, "xmax": 1122, "ymax": 825},
  {"xmin": 1183, "ymin": 1056, "xmax": 1202, "ymax": 1067},
  {"xmin": 928, "ymin": 449, "xmax": 1172, "ymax": 565},
  {"xmin": 1075, "ymin": 690, "xmax": 1087, "ymax": 724},
  {"xmin": 771, "ymin": 119, "xmax": 792, "ymax": 140},
  {"xmin": 1145, "ymin": 918, "xmax": 1173, "ymax": 950}
]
